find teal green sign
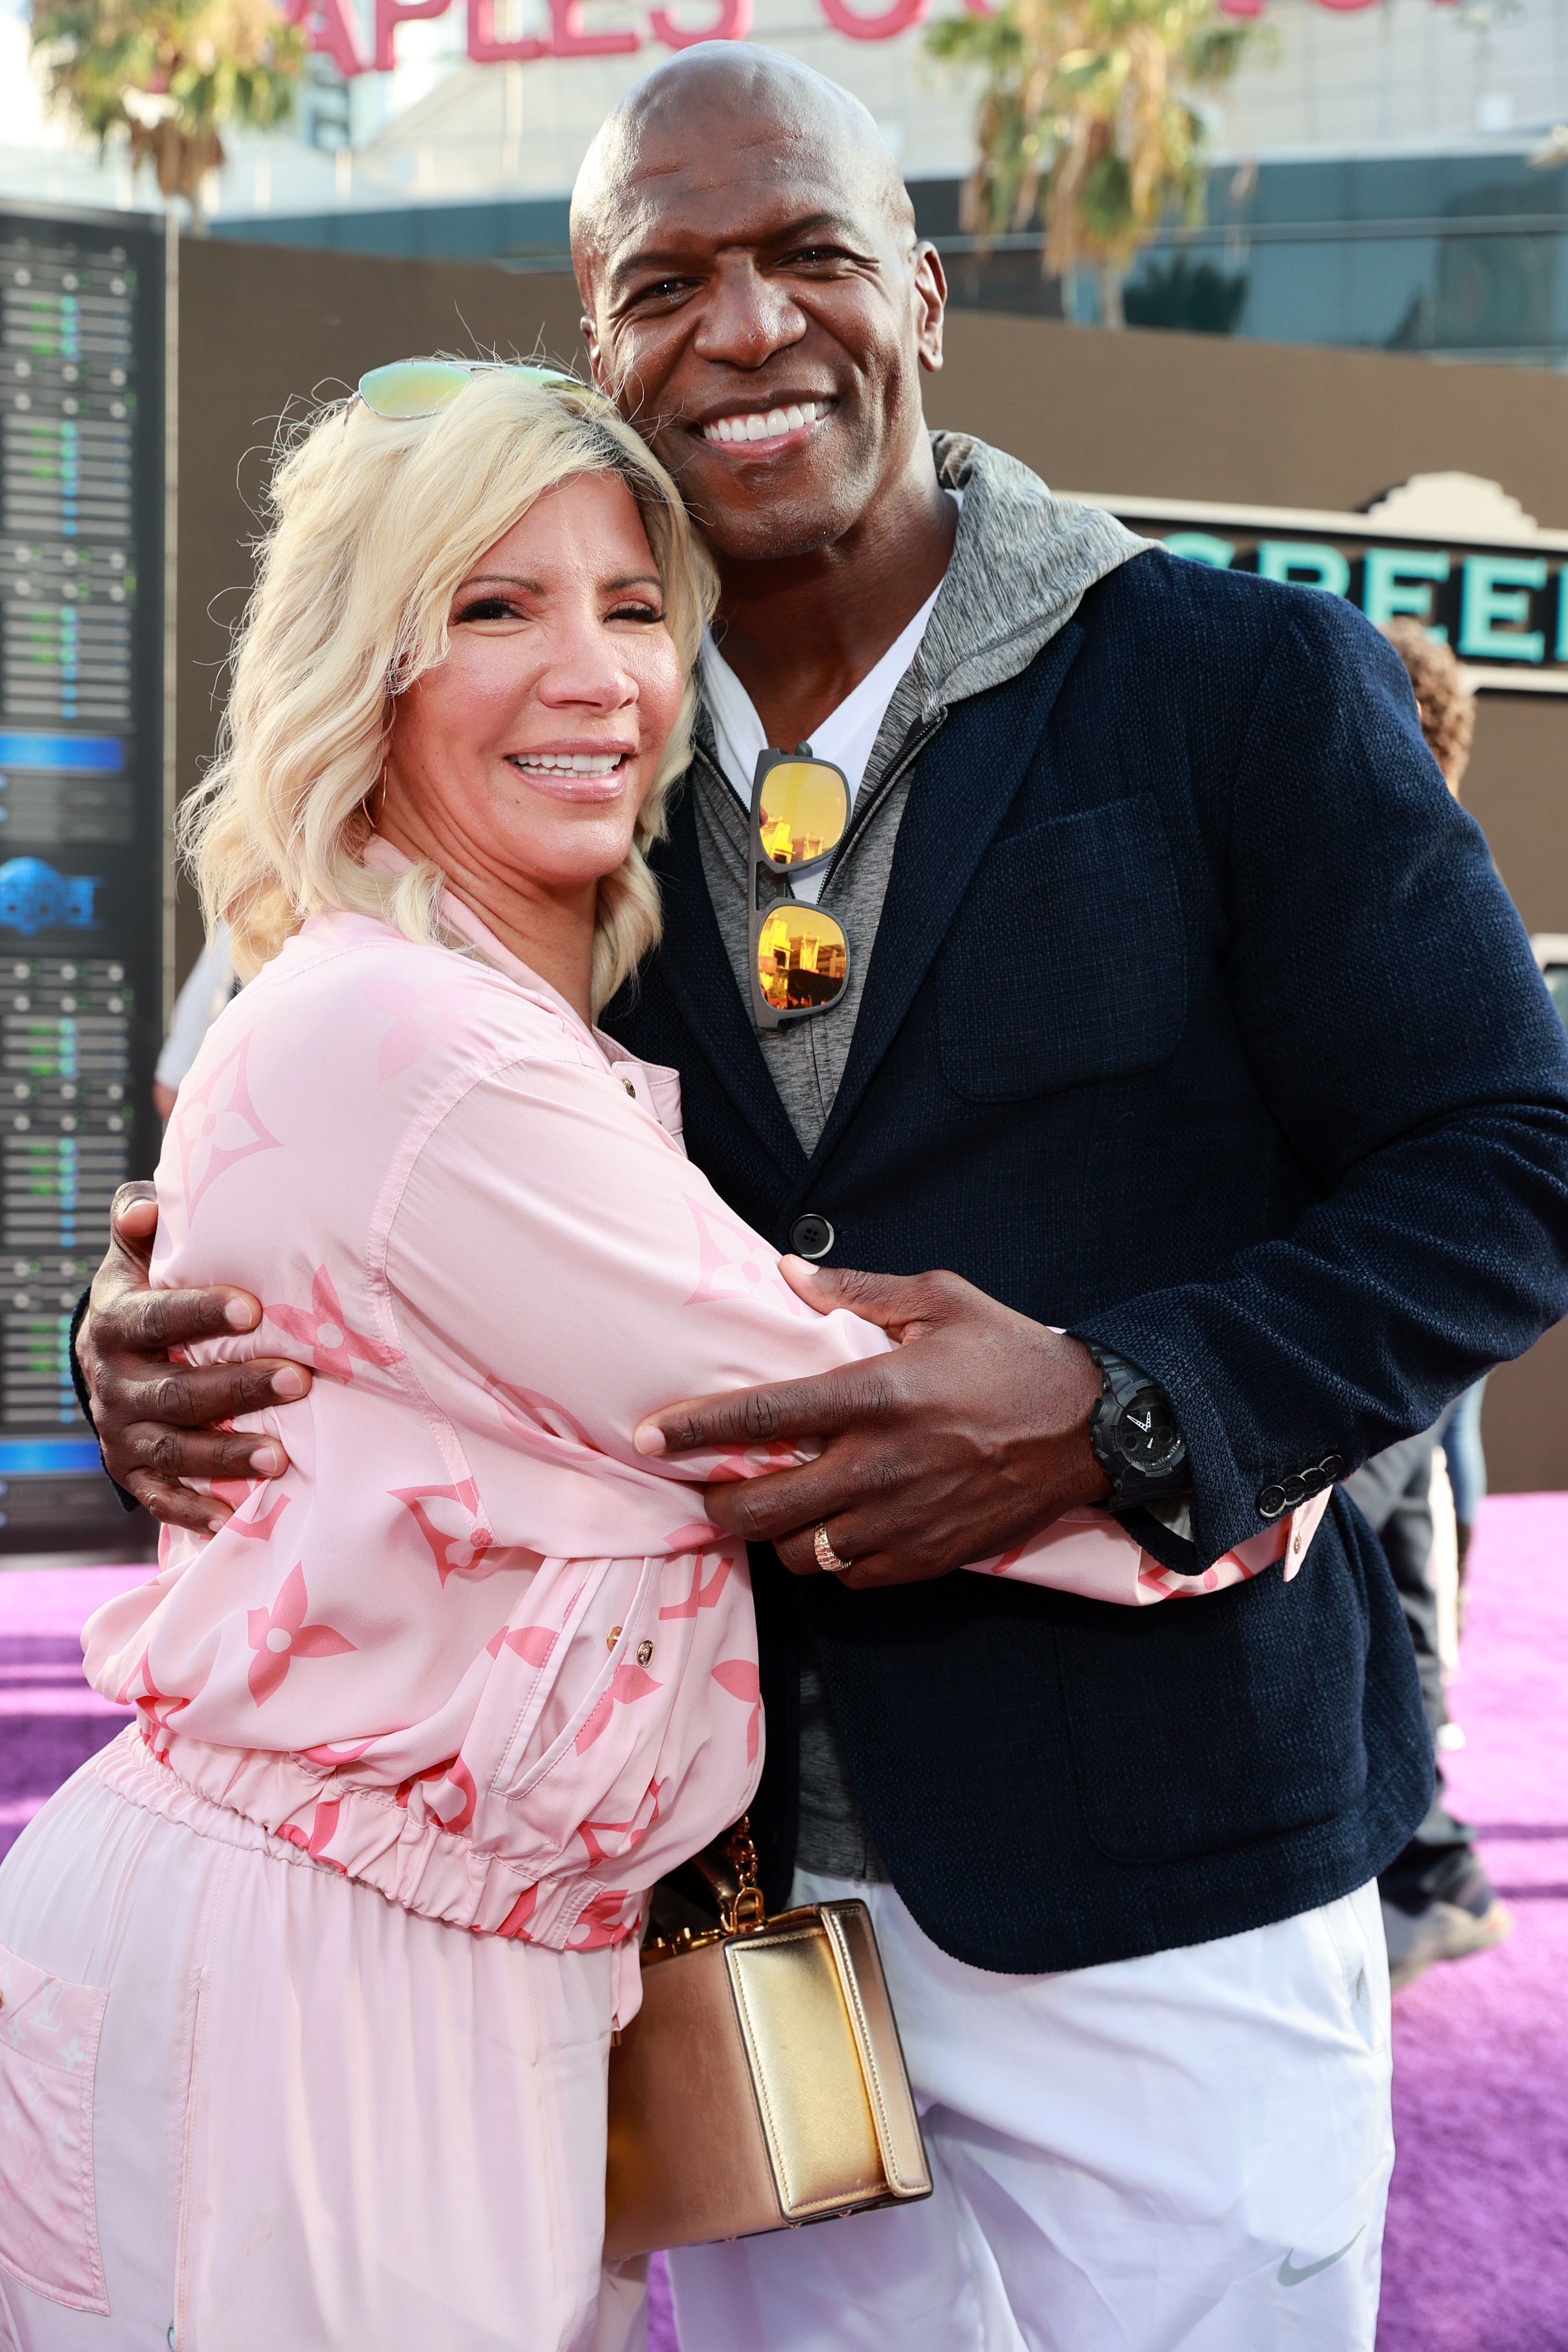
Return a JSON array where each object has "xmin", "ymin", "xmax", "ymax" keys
[{"xmin": 1157, "ymin": 529, "xmax": 1567, "ymax": 683}]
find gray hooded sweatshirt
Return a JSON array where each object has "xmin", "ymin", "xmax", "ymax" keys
[{"xmin": 683, "ymin": 430, "xmax": 1151, "ymax": 1880}]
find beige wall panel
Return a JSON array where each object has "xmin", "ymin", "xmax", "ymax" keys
[
  {"xmin": 1481, "ymin": 1322, "xmax": 1568, "ymax": 1498},
  {"xmin": 1456, "ymin": 699, "xmax": 1568, "ymax": 938},
  {"xmin": 928, "ymin": 312, "xmax": 1568, "ymax": 527}
]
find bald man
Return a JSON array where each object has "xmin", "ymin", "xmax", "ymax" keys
[{"xmin": 77, "ymin": 47, "xmax": 1568, "ymax": 2352}]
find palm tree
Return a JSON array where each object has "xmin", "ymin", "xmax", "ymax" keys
[
  {"xmin": 31, "ymin": 0, "xmax": 304, "ymax": 230},
  {"xmin": 928, "ymin": 0, "xmax": 1258, "ymax": 327}
]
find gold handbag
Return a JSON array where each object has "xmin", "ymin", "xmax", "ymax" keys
[{"xmin": 604, "ymin": 1824, "xmax": 933, "ymax": 2260}]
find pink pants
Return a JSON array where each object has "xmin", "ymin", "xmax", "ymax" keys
[{"xmin": 0, "ymin": 1733, "xmax": 645, "ymax": 2352}]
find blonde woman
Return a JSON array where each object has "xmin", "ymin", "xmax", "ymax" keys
[
  {"xmin": 0, "ymin": 363, "xmax": 884, "ymax": 2352},
  {"xmin": 0, "ymin": 364, "xmax": 1321, "ymax": 2352}
]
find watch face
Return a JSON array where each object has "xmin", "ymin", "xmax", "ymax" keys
[{"xmin": 1116, "ymin": 1394, "xmax": 1181, "ymax": 1473}]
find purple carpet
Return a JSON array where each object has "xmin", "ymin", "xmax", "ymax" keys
[
  {"xmin": 0, "ymin": 1564, "xmax": 143, "ymax": 1861},
  {"xmin": 1376, "ymin": 1493, "xmax": 1568, "ymax": 2352},
  {"xmin": 3, "ymin": 1510, "xmax": 1563, "ymax": 2351}
]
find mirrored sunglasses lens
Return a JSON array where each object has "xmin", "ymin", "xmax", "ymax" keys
[
  {"xmin": 757, "ymin": 761, "xmax": 849, "ymax": 870},
  {"xmin": 358, "ymin": 360, "xmax": 472, "ymax": 419},
  {"xmin": 756, "ymin": 906, "xmax": 849, "ymax": 1014}
]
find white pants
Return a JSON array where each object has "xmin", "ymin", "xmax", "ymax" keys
[
  {"xmin": 668, "ymin": 1869, "xmax": 1393, "ymax": 2352},
  {"xmin": 0, "ymin": 1740, "xmax": 646, "ymax": 2352}
]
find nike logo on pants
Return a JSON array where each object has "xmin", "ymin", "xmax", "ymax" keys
[{"xmin": 1278, "ymin": 2227, "xmax": 1366, "ymax": 2288}]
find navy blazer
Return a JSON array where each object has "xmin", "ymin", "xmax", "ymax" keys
[{"xmin": 603, "ymin": 551, "xmax": 1568, "ymax": 1971}]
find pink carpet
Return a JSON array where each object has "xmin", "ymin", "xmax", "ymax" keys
[{"xmin": 2, "ymin": 1506, "xmax": 1563, "ymax": 2350}]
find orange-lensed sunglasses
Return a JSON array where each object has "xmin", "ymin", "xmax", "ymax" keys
[{"xmin": 748, "ymin": 749, "xmax": 852, "ymax": 1031}]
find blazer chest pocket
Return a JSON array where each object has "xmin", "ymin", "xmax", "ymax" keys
[{"xmin": 937, "ymin": 795, "xmax": 1186, "ymax": 1103}]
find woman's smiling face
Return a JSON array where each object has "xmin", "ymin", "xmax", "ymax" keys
[{"xmin": 381, "ymin": 469, "xmax": 685, "ymax": 899}]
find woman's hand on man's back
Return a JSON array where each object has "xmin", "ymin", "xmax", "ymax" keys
[{"xmin": 77, "ymin": 1184, "xmax": 313, "ymax": 1530}]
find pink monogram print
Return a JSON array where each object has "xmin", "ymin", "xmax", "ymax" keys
[
  {"xmin": 574, "ymin": 1658, "xmax": 662, "ymax": 1755},
  {"xmin": 247, "ymin": 1565, "xmax": 357, "ymax": 1706},
  {"xmin": 207, "ymin": 1483, "xmax": 291, "ymax": 1541},
  {"xmin": 114, "ymin": 1645, "xmax": 199, "ymax": 1740},
  {"xmin": 485, "ymin": 1376, "xmax": 598, "ymax": 1455},
  {"xmin": 394, "ymin": 1757, "xmax": 453, "ymax": 1811},
  {"xmin": 495, "ymin": 1882, "xmax": 539, "ymax": 1939},
  {"xmin": 568, "ymin": 1887, "xmax": 636, "ymax": 1949},
  {"xmin": 971, "ymin": 1543, "xmax": 1026, "ymax": 1576},
  {"xmin": 659, "ymin": 1546, "xmax": 734, "ymax": 1620},
  {"xmin": 682, "ymin": 1196, "xmax": 811, "ymax": 1313},
  {"xmin": 278, "ymin": 1796, "xmax": 347, "ymax": 1872},
  {"xmin": 358, "ymin": 969, "xmax": 469, "ymax": 1081},
  {"xmin": 391, "ymin": 1481, "xmax": 496, "ymax": 1585},
  {"xmin": 578, "ymin": 1777, "xmax": 662, "ymax": 1867},
  {"xmin": 299, "ymin": 1736, "xmax": 377, "ymax": 1766},
  {"xmin": 265, "ymin": 1266, "xmax": 402, "ymax": 1383},
  {"xmin": 486, "ymin": 1623, "xmax": 558, "ymax": 1667},
  {"xmin": 711, "ymin": 1658, "xmax": 762, "ymax": 1763},
  {"xmin": 425, "ymin": 1758, "xmax": 477, "ymax": 1837},
  {"xmin": 172, "ymin": 1029, "xmax": 281, "ymax": 1218}
]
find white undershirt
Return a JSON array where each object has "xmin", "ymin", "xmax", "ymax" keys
[{"xmin": 699, "ymin": 493, "xmax": 960, "ymax": 907}]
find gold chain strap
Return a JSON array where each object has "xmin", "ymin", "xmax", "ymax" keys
[{"xmin": 721, "ymin": 1816, "xmax": 765, "ymax": 1933}]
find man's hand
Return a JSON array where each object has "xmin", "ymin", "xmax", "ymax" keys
[
  {"xmin": 77, "ymin": 1183, "xmax": 313, "ymax": 1532},
  {"xmin": 633, "ymin": 1260, "xmax": 1110, "ymax": 1589}
]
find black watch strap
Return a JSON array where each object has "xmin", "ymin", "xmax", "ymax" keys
[{"xmin": 1081, "ymin": 1342, "xmax": 1190, "ymax": 1508}]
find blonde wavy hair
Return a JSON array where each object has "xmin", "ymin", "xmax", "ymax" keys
[{"xmin": 182, "ymin": 365, "xmax": 717, "ymax": 1015}]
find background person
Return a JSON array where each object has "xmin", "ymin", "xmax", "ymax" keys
[
  {"xmin": 151, "ymin": 918, "xmax": 235, "ymax": 1120},
  {"xmin": 74, "ymin": 52, "xmax": 1568, "ymax": 2352},
  {"xmin": 1361, "ymin": 618, "xmax": 1506, "ymax": 1989},
  {"xmin": 1382, "ymin": 615, "xmax": 1489, "ymax": 1606}
]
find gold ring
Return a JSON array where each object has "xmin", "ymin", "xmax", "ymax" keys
[{"xmin": 813, "ymin": 1523, "xmax": 853, "ymax": 1576}]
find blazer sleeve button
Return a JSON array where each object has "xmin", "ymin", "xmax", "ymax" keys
[{"xmin": 1258, "ymin": 1483, "xmax": 1288, "ymax": 1519}]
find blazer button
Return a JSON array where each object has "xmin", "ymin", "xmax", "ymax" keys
[
  {"xmin": 788, "ymin": 1214, "xmax": 836, "ymax": 1260},
  {"xmin": 1258, "ymin": 1483, "xmax": 1287, "ymax": 1519}
]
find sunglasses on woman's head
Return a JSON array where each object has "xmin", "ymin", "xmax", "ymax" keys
[
  {"xmin": 356, "ymin": 358, "xmax": 584, "ymax": 421},
  {"xmin": 748, "ymin": 748, "xmax": 852, "ymax": 1031}
]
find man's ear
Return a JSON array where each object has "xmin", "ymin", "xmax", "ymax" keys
[
  {"xmin": 581, "ymin": 314, "xmax": 610, "ymax": 393},
  {"xmin": 914, "ymin": 242, "xmax": 946, "ymax": 374}
]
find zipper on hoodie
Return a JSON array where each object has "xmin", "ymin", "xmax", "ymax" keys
[{"xmin": 823, "ymin": 706, "xmax": 948, "ymax": 889}]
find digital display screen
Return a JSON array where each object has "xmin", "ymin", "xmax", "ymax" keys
[{"xmin": 0, "ymin": 207, "xmax": 164, "ymax": 1551}]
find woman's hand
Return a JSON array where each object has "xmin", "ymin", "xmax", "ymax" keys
[{"xmin": 77, "ymin": 1184, "xmax": 313, "ymax": 1531}]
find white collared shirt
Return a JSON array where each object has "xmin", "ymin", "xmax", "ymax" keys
[{"xmin": 698, "ymin": 493, "xmax": 960, "ymax": 907}]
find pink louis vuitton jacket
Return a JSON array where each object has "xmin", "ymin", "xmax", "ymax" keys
[{"xmin": 82, "ymin": 859, "xmax": 1326, "ymax": 2011}]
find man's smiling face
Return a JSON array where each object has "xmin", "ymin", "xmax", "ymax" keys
[{"xmin": 571, "ymin": 49, "xmax": 946, "ymax": 568}]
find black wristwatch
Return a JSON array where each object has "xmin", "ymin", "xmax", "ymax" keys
[{"xmin": 1082, "ymin": 1343, "xmax": 1189, "ymax": 1507}]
